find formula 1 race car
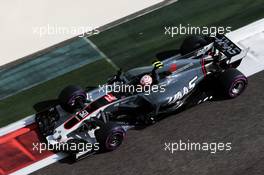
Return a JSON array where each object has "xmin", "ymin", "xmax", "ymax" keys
[{"xmin": 36, "ymin": 34, "xmax": 248, "ymax": 160}]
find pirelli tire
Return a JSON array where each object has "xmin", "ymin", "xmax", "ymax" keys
[
  {"xmin": 95, "ymin": 122, "xmax": 126, "ymax": 152},
  {"xmin": 58, "ymin": 85, "xmax": 87, "ymax": 112},
  {"xmin": 218, "ymin": 68, "xmax": 248, "ymax": 98}
]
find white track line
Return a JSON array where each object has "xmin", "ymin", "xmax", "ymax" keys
[
  {"xmin": 99, "ymin": 0, "xmax": 179, "ymax": 32},
  {"xmin": 228, "ymin": 18, "xmax": 264, "ymax": 76},
  {"xmin": 83, "ymin": 37, "xmax": 119, "ymax": 70},
  {"xmin": 227, "ymin": 19, "xmax": 264, "ymax": 43}
]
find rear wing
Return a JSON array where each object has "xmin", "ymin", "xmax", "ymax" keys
[{"xmin": 213, "ymin": 34, "xmax": 241, "ymax": 57}]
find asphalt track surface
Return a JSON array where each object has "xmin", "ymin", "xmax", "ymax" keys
[{"xmin": 33, "ymin": 70, "xmax": 264, "ymax": 175}]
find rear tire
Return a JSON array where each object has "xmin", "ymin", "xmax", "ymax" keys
[
  {"xmin": 217, "ymin": 68, "xmax": 247, "ymax": 98},
  {"xmin": 58, "ymin": 85, "xmax": 87, "ymax": 112},
  {"xmin": 95, "ymin": 122, "xmax": 126, "ymax": 152},
  {"xmin": 180, "ymin": 35, "xmax": 208, "ymax": 55}
]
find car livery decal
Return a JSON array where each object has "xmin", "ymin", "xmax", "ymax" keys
[
  {"xmin": 214, "ymin": 34, "xmax": 241, "ymax": 57},
  {"xmin": 200, "ymin": 58, "xmax": 207, "ymax": 77},
  {"xmin": 104, "ymin": 93, "xmax": 117, "ymax": 102},
  {"xmin": 168, "ymin": 76, "xmax": 198, "ymax": 104},
  {"xmin": 64, "ymin": 93, "xmax": 118, "ymax": 129}
]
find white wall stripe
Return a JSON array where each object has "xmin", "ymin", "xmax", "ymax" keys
[{"xmin": 0, "ymin": 115, "xmax": 35, "ymax": 136}]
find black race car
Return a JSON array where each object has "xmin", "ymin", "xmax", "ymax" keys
[{"xmin": 36, "ymin": 34, "xmax": 248, "ymax": 160}]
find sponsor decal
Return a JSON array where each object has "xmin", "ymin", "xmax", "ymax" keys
[
  {"xmin": 168, "ymin": 76, "xmax": 198, "ymax": 104},
  {"xmin": 215, "ymin": 35, "xmax": 241, "ymax": 56},
  {"xmin": 104, "ymin": 93, "xmax": 117, "ymax": 102},
  {"xmin": 77, "ymin": 110, "xmax": 89, "ymax": 119}
]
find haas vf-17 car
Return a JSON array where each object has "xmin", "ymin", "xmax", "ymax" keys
[{"xmin": 36, "ymin": 34, "xmax": 248, "ymax": 160}]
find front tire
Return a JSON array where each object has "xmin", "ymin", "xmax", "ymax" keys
[
  {"xmin": 217, "ymin": 68, "xmax": 247, "ymax": 98},
  {"xmin": 95, "ymin": 122, "xmax": 126, "ymax": 152},
  {"xmin": 58, "ymin": 85, "xmax": 87, "ymax": 112}
]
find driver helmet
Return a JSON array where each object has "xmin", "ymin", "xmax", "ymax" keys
[{"xmin": 140, "ymin": 74, "xmax": 153, "ymax": 86}]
